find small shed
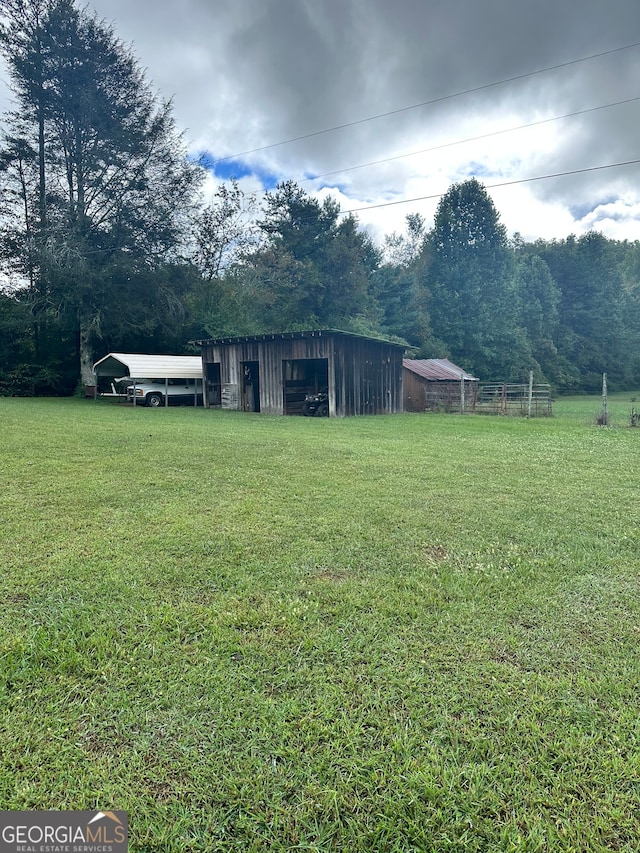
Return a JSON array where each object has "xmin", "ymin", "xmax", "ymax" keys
[
  {"xmin": 92, "ymin": 353, "xmax": 204, "ymax": 406},
  {"xmin": 403, "ymin": 358, "xmax": 479, "ymax": 413},
  {"xmin": 199, "ymin": 330, "xmax": 405, "ymax": 417}
]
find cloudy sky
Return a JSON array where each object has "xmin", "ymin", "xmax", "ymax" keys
[{"xmin": 7, "ymin": 0, "xmax": 640, "ymax": 244}]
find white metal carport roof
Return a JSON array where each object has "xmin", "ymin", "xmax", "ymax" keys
[{"xmin": 93, "ymin": 353, "xmax": 203, "ymax": 380}]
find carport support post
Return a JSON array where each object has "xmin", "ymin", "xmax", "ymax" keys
[
  {"xmin": 133, "ymin": 379, "xmax": 137, "ymax": 406},
  {"xmin": 460, "ymin": 373, "xmax": 465, "ymax": 414},
  {"xmin": 165, "ymin": 377, "xmax": 169, "ymax": 407}
]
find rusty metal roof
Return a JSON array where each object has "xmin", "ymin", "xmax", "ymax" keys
[{"xmin": 403, "ymin": 358, "xmax": 479, "ymax": 381}]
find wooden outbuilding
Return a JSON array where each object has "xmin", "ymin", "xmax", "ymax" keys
[
  {"xmin": 199, "ymin": 330, "xmax": 405, "ymax": 417},
  {"xmin": 403, "ymin": 358, "xmax": 479, "ymax": 413}
]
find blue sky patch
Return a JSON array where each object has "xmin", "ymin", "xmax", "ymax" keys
[
  {"xmin": 314, "ymin": 179, "xmax": 350, "ymax": 195},
  {"xmin": 569, "ymin": 197, "xmax": 616, "ymax": 221},
  {"xmin": 196, "ymin": 152, "xmax": 280, "ymax": 189},
  {"xmin": 460, "ymin": 162, "xmax": 497, "ymax": 179}
]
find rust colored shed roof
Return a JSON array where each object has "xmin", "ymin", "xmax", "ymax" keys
[{"xmin": 403, "ymin": 358, "xmax": 479, "ymax": 382}]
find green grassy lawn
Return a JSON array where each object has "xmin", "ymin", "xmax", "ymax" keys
[{"xmin": 1, "ymin": 396, "xmax": 639, "ymax": 852}]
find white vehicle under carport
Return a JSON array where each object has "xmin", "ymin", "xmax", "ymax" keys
[{"xmin": 127, "ymin": 378, "xmax": 203, "ymax": 407}]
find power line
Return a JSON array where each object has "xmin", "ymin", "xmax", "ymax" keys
[
  {"xmin": 299, "ymin": 96, "xmax": 640, "ymax": 185},
  {"xmin": 212, "ymin": 40, "xmax": 640, "ymax": 165},
  {"xmin": 338, "ymin": 158, "xmax": 640, "ymax": 216}
]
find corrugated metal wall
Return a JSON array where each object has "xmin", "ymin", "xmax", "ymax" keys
[{"xmin": 201, "ymin": 333, "xmax": 403, "ymax": 417}]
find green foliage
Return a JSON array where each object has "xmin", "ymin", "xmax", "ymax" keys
[
  {"xmin": 190, "ymin": 179, "xmax": 260, "ymax": 282},
  {"xmin": 0, "ymin": 0, "xmax": 202, "ymax": 384},
  {"xmin": 0, "ymin": 290, "xmax": 76, "ymax": 394},
  {"xmin": 370, "ymin": 263, "xmax": 429, "ymax": 348},
  {"xmin": 236, "ymin": 181, "xmax": 380, "ymax": 332},
  {"xmin": 533, "ymin": 233, "xmax": 640, "ymax": 389},
  {"xmin": 372, "ymin": 214, "xmax": 431, "ymax": 350},
  {"xmin": 511, "ymin": 247, "xmax": 564, "ymax": 383},
  {"xmin": 426, "ymin": 179, "xmax": 531, "ymax": 380}
]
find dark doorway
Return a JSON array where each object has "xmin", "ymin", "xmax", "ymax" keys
[
  {"xmin": 241, "ymin": 361, "xmax": 260, "ymax": 412},
  {"xmin": 283, "ymin": 358, "xmax": 329, "ymax": 415},
  {"xmin": 206, "ymin": 362, "xmax": 221, "ymax": 406}
]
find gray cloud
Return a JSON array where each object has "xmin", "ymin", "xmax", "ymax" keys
[{"xmin": 7, "ymin": 0, "xmax": 640, "ymax": 239}]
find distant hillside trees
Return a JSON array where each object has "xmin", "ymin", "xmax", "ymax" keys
[{"xmin": 530, "ymin": 233, "xmax": 637, "ymax": 391}]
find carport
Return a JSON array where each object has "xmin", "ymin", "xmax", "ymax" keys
[{"xmin": 92, "ymin": 353, "xmax": 204, "ymax": 407}]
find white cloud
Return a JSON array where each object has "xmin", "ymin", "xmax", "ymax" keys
[{"xmin": 4, "ymin": 0, "xmax": 640, "ymax": 244}]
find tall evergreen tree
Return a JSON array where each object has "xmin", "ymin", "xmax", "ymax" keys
[
  {"xmin": 426, "ymin": 179, "xmax": 530, "ymax": 379},
  {"xmin": 244, "ymin": 181, "xmax": 379, "ymax": 331},
  {"xmin": 0, "ymin": 0, "xmax": 201, "ymax": 385}
]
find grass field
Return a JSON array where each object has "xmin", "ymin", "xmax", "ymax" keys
[{"xmin": 1, "ymin": 395, "xmax": 639, "ymax": 852}]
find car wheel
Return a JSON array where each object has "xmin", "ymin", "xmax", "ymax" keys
[
  {"xmin": 316, "ymin": 401, "xmax": 329, "ymax": 417},
  {"xmin": 146, "ymin": 393, "xmax": 163, "ymax": 407}
]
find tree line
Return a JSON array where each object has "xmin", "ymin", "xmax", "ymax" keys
[{"xmin": 1, "ymin": 0, "xmax": 639, "ymax": 396}]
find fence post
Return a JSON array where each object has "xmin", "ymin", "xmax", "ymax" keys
[
  {"xmin": 527, "ymin": 371, "xmax": 533, "ymax": 418},
  {"xmin": 601, "ymin": 373, "xmax": 608, "ymax": 425}
]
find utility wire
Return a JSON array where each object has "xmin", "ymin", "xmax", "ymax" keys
[
  {"xmin": 339, "ymin": 158, "xmax": 640, "ymax": 216},
  {"xmin": 212, "ymin": 40, "xmax": 640, "ymax": 165},
  {"xmin": 299, "ymin": 96, "xmax": 640, "ymax": 185}
]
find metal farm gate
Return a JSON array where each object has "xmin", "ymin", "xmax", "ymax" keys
[{"xmin": 474, "ymin": 382, "xmax": 552, "ymax": 416}]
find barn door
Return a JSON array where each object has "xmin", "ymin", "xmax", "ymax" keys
[
  {"xmin": 206, "ymin": 362, "xmax": 221, "ymax": 406},
  {"xmin": 241, "ymin": 361, "xmax": 260, "ymax": 412}
]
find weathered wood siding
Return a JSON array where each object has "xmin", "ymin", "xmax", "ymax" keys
[
  {"xmin": 201, "ymin": 332, "xmax": 404, "ymax": 417},
  {"xmin": 403, "ymin": 367, "xmax": 428, "ymax": 412},
  {"xmin": 402, "ymin": 366, "xmax": 480, "ymax": 413},
  {"xmin": 337, "ymin": 336, "xmax": 403, "ymax": 416}
]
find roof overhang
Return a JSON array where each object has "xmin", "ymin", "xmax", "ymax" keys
[
  {"xmin": 93, "ymin": 353, "xmax": 203, "ymax": 379},
  {"xmin": 196, "ymin": 329, "xmax": 407, "ymax": 349}
]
